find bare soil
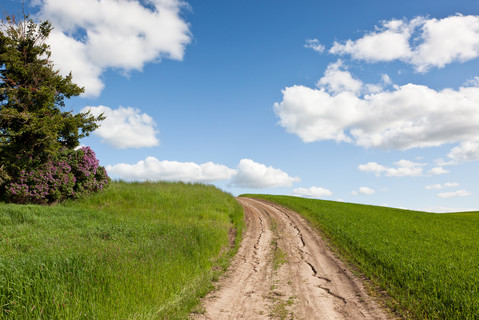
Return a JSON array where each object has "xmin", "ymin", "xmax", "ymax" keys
[{"xmin": 191, "ymin": 197, "xmax": 390, "ymax": 320}]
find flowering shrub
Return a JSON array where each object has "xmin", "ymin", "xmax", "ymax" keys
[
  {"xmin": 5, "ymin": 147, "xmax": 110, "ymax": 204},
  {"xmin": 68, "ymin": 147, "xmax": 110, "ymax": 196}
]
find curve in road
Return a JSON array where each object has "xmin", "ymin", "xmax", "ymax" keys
[{"xmin": 191, "ymin": 197, "xmax": 390, "ymax": 320}]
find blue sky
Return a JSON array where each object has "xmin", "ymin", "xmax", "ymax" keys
[{"xmin": 3, "ymin": 0, "xmax": 479, "ymax": 212}]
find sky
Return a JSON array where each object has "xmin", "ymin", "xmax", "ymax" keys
[{"xmin": 2, "ymin": 0, "xmax": 479, "ymax": 212}]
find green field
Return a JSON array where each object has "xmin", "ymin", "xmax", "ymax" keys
[
  {"xmin": 0, "ymin": 182, "xmax": 243, "ymax": 320},
  {"xmin": 243, "ymin": 195, "xmax": 479, "ymax": 320}
]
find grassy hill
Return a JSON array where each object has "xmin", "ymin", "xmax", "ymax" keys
[
  {"xmin": 3, "ymin": 184, "xmax": 477, "ymax": 319},
  {"xmin": 243, "ymin": 194, "xmax": 479, "ymax": 320},
  {"xmin": 0, "ymin": 182, "xmax": 243, "ymax": 319}
]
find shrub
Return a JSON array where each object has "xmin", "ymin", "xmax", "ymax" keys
[
  {"xmin": 68, "ymin": 147, "xmax": 110, "ymax": 196},
  {"xmin": 0, "ymin": 14, "xmax": 106, "ymax": 204},
  {"xmin": 5, "ymin": 147, "xmax": 110, "ymax": 204}
]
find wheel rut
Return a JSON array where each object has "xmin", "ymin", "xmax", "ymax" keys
[{"xmin": 191, "ymin": 198, "xmax": 390, "ymax": 320}]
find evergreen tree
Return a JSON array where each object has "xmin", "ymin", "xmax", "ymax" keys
[{"xmin": 0, "ymin": 14, "xmax": 107, "ymax": 201}]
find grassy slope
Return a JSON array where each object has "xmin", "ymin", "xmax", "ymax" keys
[
  {"xmin": 0, "ymin": 182, "xmax": 243, "ymax": 320},
  {"xmin": 243, "ymin": 194, "xmax": 479, "ymax": 320}
]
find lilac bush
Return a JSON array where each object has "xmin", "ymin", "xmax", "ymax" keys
[
  {"xmin": 5, "ymin": 147, "xmax": 110, "ymax": 204},
  {"xmin": 68, "ymin": 147, "xmax": 110, "ymax": 196}
]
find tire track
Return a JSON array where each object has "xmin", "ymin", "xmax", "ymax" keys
[{"xmin": 191, "ymin": 198, "xmax": 390, "ymax": 320}]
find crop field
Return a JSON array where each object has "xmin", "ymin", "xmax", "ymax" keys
[
  {"xmin": 243, "ymin": 195, "xmax": 479, "ymax": 319},
  {"xmin": 0, "ymin": 182, "xmax": 243, "ymax": 320}
]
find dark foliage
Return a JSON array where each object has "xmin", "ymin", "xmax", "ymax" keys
[{"xmin": 0, "ymin": 14, "xmax": 108, "ymax": 203}]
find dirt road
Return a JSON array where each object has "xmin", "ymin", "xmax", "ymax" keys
[{"xmin": 191, "ymin": 197, "xmax": 389, "ymax": 320}]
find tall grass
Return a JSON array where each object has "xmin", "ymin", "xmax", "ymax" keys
[
  {"xmin": 243, "ymin": 195, "xmax": 479, "ymax": 320},
  {"xmin": 0, "ymin": 181, "xmax": 243, "ymax": 319}
]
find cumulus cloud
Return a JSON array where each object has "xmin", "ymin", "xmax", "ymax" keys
[
  {"xmin": 358, "ymin": 159, "xmax": 425, "ymax": 177},
  {"xmin": 330, "ymin": 18, "xmax": 415, "ymax": 62},
  {"xmin": 292, "ymin": 186, "xmax": 332, "ymax": 198},
  {"xmin": 48, "ymin": 30, "xmax": 105, "ymax": 96},
  {"xmin": 428, "ymin": 166, "xmax": 449, "ymax": 175},
  {"xmin": 448, "ymin": 140, "xmax": 479, "ymax": 162},
  {"xmin": 274, "ymin": 61, "xmax": 479, "ymax": 154},
  {"xmin": 107, "ymin": 158, "xmax": 299, "ymax": 188},
  {"xmin": 426, "ymin": 182, "xmax": 459, "ymax": 190},
  {"xmin": 330, "ymin": 15, "xmax": 479, "ymax": 72},
  {"xmin": 412, "ymin": 15, "xmax": 479, "ymax": 72},
  {"xmin": 35, "ymin": 0, "xmax": 191, "ymax": 96},
  {"xmin": 357, "ymin": 162, "xmax": 386, "ymax": 176},
  {"xmin": 352, "ymin": 187, "xmax": 375, "ymax": 195},
  {"xmin": 107, "ymin": 157, "xmax": 236, "ymax": 182},
  {"xmin": 316, "ymin": 60, "xmax": 362, "ymax": 95},
  {"xmin": 82, "ymin": 106, "xmax": 159, "ymax": 149},
  {"xmin": 304, "ymin": 38, "xmax": 325, "ymax": 53},
  {"xmin": 465, "ymin": 76, "xmax": 479, "ymax": 87},
  {"xmin": 230, "ymin": 159, "xmax": 300, "ymax": 189},
  {"xmin": 437, "ymin": 190, "xmax": 471, "ymax": 198},
  {"xmin": 443, "ymin": 182, "xmax": 459, "ymax": 188}
]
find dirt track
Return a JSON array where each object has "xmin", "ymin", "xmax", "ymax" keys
[{"xmin": 191, "ymin": 197, "xmax": 389, "ymax": 319}]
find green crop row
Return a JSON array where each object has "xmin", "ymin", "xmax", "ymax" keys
[
  {"xmin": 0, "ymin": 181, "xmax": 243, "ymax": 319},
  {"xmin": 243, "ymin": 195, "xmax": 479, "ymax": 320}
]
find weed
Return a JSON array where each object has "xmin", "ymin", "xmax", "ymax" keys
[{"xmin": 270, "ymin": 218, "xmax": 287, "ymax": 271}]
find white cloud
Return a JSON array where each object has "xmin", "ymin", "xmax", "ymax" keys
[
  {"xmin": 448, "ymin": 140, "xmax": 479, "ymax": 162},
  {"xmin": 437, "ymin": 190, "xmax": 471, "ymax": 198},
  {"xmin": 358, "ymin": 159, "xmax": 425, "ymax": 177},
  {"xmin": 304, "ymin": 38, "xmax": 325, "ymax": 53},
  {"xmin": 420, "ymin": 206, "xmax": 477, "ymax": 213},
  {"xmin": 107, "ymin": 157, "xmax": 236, "ymax": 182},
  {"xmin": 412, "ymin": 15, "xmax": 479, "ymax": 72},
  {"xmin": 292, "ymin": 186, "xmax": 332, "ymax": 198},
  {"xmin": 329, "ymin": 15, "xmax": 479, "ymax": 72},
  {"xmin": 48, "ymin": 30, "xmax": 105, "ymax": 96},
  {"xmin": 426, "ymin": 182, "xmax": 459, "ymax": 190},
  {"xmin": 230, "ymin": 159, "xmax": 300, "ymax": 189},
  {"xmin": 428, "ymin": 166, "xmax": 449, "ymax": 175},
  {"xmin": 316, "ymin": 60, "xmax": 363, "ymax": 95},
  {"xmin": 36, "ymin": 0, "xmax": 191, "ymax": 97},
  {"xmin": 465, "ymin": 76, "xmax": 479, "ymax": 87},
  {"xmin": 444, "ymin": 182, "xmax": 459, "ymax": 188},
  {"xmin": 381, "ymin": 74, "xmax": 392, "ymax": 85},
  {"xmin": 107, "ymin": 158, "xmax": 299, "ymax": 188},
  {"xmin": 352, "ymin": 187, "xmax": 375, "ymax": 195},
  {"xmin": 357, "ymin": 162, "xmax": 386, "ymax": 176},
  {"xmin": 330, "ymin": 18, "xmax": 415, "ymax": 62},
  {"xmin": 274, "ymin": 62, "xmax": 479, "ymax": 153},
  {"xmin": 82, "ymin": 106, "xmax": 159, "ymax": 149}
]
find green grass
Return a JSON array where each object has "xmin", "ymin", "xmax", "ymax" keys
[
  {"xmin": 269, "ymin": 218, "xmax": 287, "ymax": 271},
  {"xmin": 242, "ymin": 194, "xmax": 479, "ymax": 320},
  {"xmin": 0, "ymin": 181, "xmax": 243, "ymax": 319}
]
